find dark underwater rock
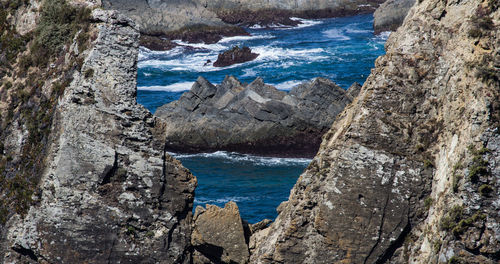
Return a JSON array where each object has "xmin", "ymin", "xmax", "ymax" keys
[
  {"xmin": 213, "ymin": 46, "xmax": 259, "ymax": 67},
  {"xmin": 155, "ymin": 76, "xmax": 353, "ymax": 157}
]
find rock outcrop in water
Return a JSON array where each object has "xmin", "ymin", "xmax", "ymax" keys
[
  {"xmin": 373, "ymin": 0, "xmax": 415, "ymax": 33},
  {"xmin": 0, "ymin": 2, "xmax": 196, "ymax": 263},
  {"xmin": 213, "ymin": 46, "xmax": 259, "ymax": 67},
  {"xmin": 155, "ymin": 76, "xmax": 355, "ymax": 157},
  {"xmin": 251, "ymin": 0, "xmax": 500, "ymax": 263}
]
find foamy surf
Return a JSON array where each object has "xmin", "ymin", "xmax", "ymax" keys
[
  {"xmin": 323, "ymin": 28, "xmax": 351, "ymax": 40},
  {"xmin": 137, "ymin": 82, "xmax": 194, "ymax": 92},
  {"xmin": 168, "ymin": 151, "xmax": 312, "ymax": 166}
]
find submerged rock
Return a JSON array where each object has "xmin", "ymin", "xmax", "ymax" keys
[
  {"xmin": 373, "ymin": 0, "xmax": 415, "ymax": 33},
  {"xmin": 155, "ymin": 76, "xmax": 353, "ymax": 157},
  {"xmin": 213, "ymin": 46, "xmax": 259, "ymax": 67}
]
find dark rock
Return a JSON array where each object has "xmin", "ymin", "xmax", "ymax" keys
[
  {"xmin": 213, "ymin": 46, "xmax": 259, "ymax": 67},
  {"xmin": 192, "ymin": 202, "xmax": 249, "ymax": 264},
  {"xmin": 139, "ymin": 34, "xmax": 178, "ymax": 51},
  {"xmin": 155, "ymin": 76, "xmax": 352, "ymax": 157},
  {"xmin": 346, "ymin": 82, "xmax": 362, "ymax": 100}
]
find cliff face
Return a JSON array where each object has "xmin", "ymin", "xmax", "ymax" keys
[
  {"xmin": 251, "ymin": 0, "xmax": 499, "ymax": 263},
  {"xmin": 0, "ymin": 1, "xmax": 196, "ymax": 263},
  {"xmin": 102, "ymin": 0, "xmax": 384, "ymax": 35},
  {"xmin": 373, "ymin": 0, "xmax": 415, "ymax": 33}
]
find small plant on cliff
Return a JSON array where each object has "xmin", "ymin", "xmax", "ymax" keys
[
  {"xmin": 31, "ymin": 0, "xmax": 91, "ymax": 67},
  {"xmin": 424, "ymin": 197, "xmax": 433, "ymax": 210},
  {"xmin": 478, "ymin": 184, "xmax": 493, "ymax": 196},
  {"xmin": 440, "ymin": 205, "xmax": 463, "ymax": 231},
  {"xmin": 467, "ymin": 145, "xmax": 490, "ymax": 182}
]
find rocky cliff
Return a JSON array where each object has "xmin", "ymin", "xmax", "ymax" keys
[
  {"xmin": 251, "ymin": 0, "xmax": 499, "ymax": 263},
  {"xmin": 102, "ymin": 0, "xmax": 385, "ymax": 44},
  {"xmin": 155, "ymin": 76, "xmax": 355, "ymax": 158},
  {"xmin": 0, "ymin": 1, "xmax": 196, "ymax": 263}
]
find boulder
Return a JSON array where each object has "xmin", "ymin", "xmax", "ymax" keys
[
  {"xmin": 373, "ymin": 0, "xmax": 415, "ymax": 34},
  {"xmin": 155, "ymin": 76, "xmax": 352, "ymax": 157},
  {"xmin": 213, "ymin": 46, "xmax": 259, "ymax": 67},
  {"xmin": 192, "ymin": 202, "xmax": 250, "ymax": 264}
]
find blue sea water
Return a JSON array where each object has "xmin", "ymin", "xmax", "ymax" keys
[{"xmin": 137, "ymin": 14, "xmax": 388, "ymax": 223}]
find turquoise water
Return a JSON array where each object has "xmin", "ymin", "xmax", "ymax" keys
[{"xmin": 137, "ymin": 14, "xmax": 388, "ymax": 223}]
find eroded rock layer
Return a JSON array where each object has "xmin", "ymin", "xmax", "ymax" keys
[
  {"xmin": 251, "ymin": 0, "xmax": 499, "ymax": 263},
  {"xmin": 155, "ymin": 76, "xmax": 355, "ymax": 157}
]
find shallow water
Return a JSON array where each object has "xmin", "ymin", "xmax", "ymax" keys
[{"xmin": 137, "ymin": 14, "xmax": 388, "ymax": 223}]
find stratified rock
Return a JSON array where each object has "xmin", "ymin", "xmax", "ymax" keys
[
  {"xmin": 0, "ymin": 9, "xmax": 196, "ymax": 263},
  {"xmin": 373, "ymin": 0, "xmax": 415, "ymax": 34},
  {"xmin": 213, "ymin": 46, "xmax": 259, "ymax": 67},
  {"xmin": 346, "ymin": 82, "xmax": 362, "ymax": 100},
  {"xmin": 155, "ymin": 76, "xmax": 352, "ymax": 157},
  {"xmin": 251, "ymin": 0, "xmax": 499, "ymax": 263},
  {"xmin": 192, "ymin": 202, "xmax": 249, "ymax": 264}
]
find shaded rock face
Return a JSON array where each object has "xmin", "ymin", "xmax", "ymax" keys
[
  {"xmin": 192, "ymin": 202, "xmax": 250, "ymax": 264},
  {"xmin": 155, "ymin": 76, "xmax": 354, "ymax": 157},
  {"xmin": 213, "ymin": 46, "xmax": 259, "ymax": 67},
  {"xmin": 1, "ymin": 8, "xmax": 196, "ymax": 264},
  {"xmin": 373, "ymin": 0, "xmax": 415, "ymax": 34},
  {"xmin": 251, "ymin": 0, "xmax": 499, "ymax": 263}
]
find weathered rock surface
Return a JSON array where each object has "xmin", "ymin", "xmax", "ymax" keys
[
  {"xmin": 213, "ymin": 46, "xmax": 259, "ymax": 67},
  {"xmin": 251, "ymin": 0, "xmax": 499, "ymax": 263},
  {"xmin": 155, "ymin": 76, "xmax": 354, "ymax": 157},
  {"xmin": 192, "ymin": 202, "xmax": 250, "ymax": 264},
  {"xmin": 373, "ymin": 0, "xmax": 415, "ymax": 34},
  {"xmin": 0, "ymin": 6, "xmax": 196, "ymax": 264}
]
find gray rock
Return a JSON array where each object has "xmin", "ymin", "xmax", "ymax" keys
[
  {"xmin": 373, "ymin": 0, "xmax": 415, "ymax": 34},
  {"xmin": 102, "ymin": 0, "xmax": 386, "ymax": 36},
  {"xmin": 192, "ymin": 202, "xmax": 249, "ymax": 264},
  {"xmin": 155, "ymin": 76, "xmax": 352, "ymax": 157},
  {"xmin": 1, "ymin": 9, "xmax": 196, "ymax": 263},
  {"xmin": 346, "ymin": 82, "xmax": 362, "ymax": 100},
  {"xmin": 251, "ymin": 0, "xmax": 500, "ymax": 263}
]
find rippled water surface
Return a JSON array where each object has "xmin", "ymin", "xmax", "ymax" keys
[{"xmin": 137, "ymin": 14, "xmax": 388, "ymax": 223}]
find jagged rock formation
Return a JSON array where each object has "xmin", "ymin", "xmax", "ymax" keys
[
  {"xmin": 250, "ymin": 0, "xmax": 499, "ymax": 263},
  {"xmin": 102, "ymin": 0, "xmax": 385, "ymax": 45},
  {"xmin": 155, "ymin": 76, "xmax": 355, "ymax": 157},
  {"xmin": 0, "ymin": 2, "xmax": 196, "ymax": 263},
  {"xmin": 213, "ymin": 46, "xmax": 259, "ymax": 67},
  {"xmin": 373, "ymin": 0, "xmax": 415, "ymax": 33},
  {"xmin": 192, "ymin": 202, "xmax": 250, "ymax": 264}
]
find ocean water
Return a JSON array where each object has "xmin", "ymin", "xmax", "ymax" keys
[{"xmin": 137, "ymin": 14, "xmax": 388, "ymax": 223}]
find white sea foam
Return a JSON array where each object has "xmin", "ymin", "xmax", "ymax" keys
[
  {"xmin": 289, "ymin": 17, "xmax": 324, "ymax": 29},
  {"xmin": 168, "ymin": 151, "xmax": 312, "ymax": 166},
  {"xmin": 252, "ymin": 46, "xmax": 327, "ymax": 62},
  {"xmin": 172, "ymin": 40, "xmax": 227, "ymax": 51},
  {"xmin": 272, "ymin": 80, "xmax": 305, "ymax": 91},
  {"xmin": 137, "ymin": 82, "xmax": 194, "ymax": 92},
  {"xmin": 219, "ymin": 34, "xmax": 274, "ymax": 43},
  {"xmin": 323, "ymin": 28, "xmax": 351, "ymax": 40},
  {"xmin": 195, "ymin": 196, "xmax": 255, "ymax": 205}
]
